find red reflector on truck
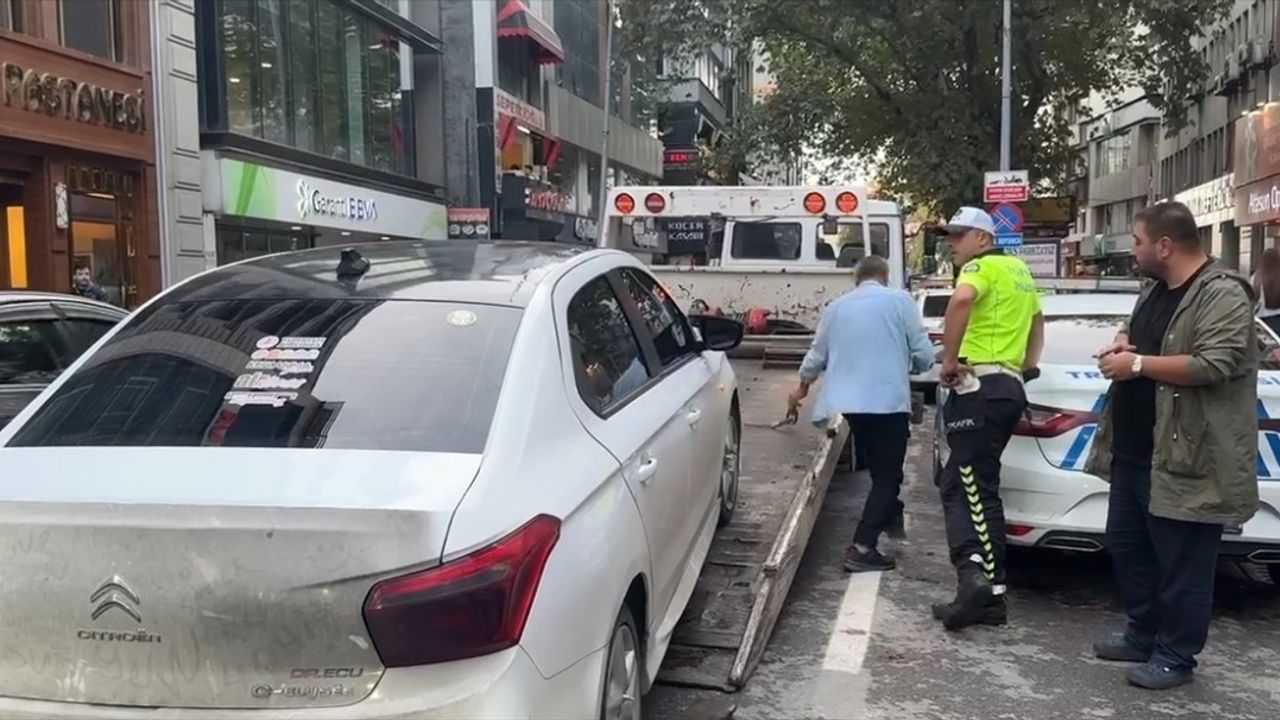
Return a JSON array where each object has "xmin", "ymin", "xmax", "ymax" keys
[
  {"xmin": 363, "ymin": 515, "xmax": 560, "ymax": 666},
  {"xmin": 803, "ymin": 192, "xmax": 826, "ymax": 214},
  {"xmin": 614, "ymin": 194, "xmax": 635, "ymax": 214},
  {"xmin": 645, "ymin": 193, "xmax": 666, "ymax": 213}
]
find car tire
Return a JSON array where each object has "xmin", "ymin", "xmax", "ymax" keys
[
  {"xmin": 718, "ymin": 408, "xmax": 741, "ymax": 527},
  {"xmin": 600, "ymin": 605, "xmax": 642, "ymax": 720},
  {"xmin": 1267, "ymin": 563, "xmax": 1280, "ymax": 589}
]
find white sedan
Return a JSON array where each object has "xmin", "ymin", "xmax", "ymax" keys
[
  {"xmin": 935, "ymin": 293, "xmax": 1280, "ymax": 581},
  {"xmin": 0, "ymin": 241, "xmax": 745, "ymax": 719}
]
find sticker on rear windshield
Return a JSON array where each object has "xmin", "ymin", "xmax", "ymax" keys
[
  {"xmin": 251, "ymin": 348, "xmax": 320, "ymax": 361},
  {"xmin": 224, "ymin": 391, "xmax": 298, "ymax": 407},
  {"xmin": 234, "ymin": 372, "xmax": 309, "ymax": 391},
  {"xmin": 254, "ymin": 335, "xmax": 326, "ymax": 351},
  {"xmin": 447, "ymin": 310, "xmax": 478, "ymax": 327},
  {"xmin": 244, "ymin": 360, "xmax": 315, "ymax": 375}
]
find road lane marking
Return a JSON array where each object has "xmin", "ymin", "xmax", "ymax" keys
[{"xmin": 821, "ymin": 570, "xmax": 882, "ymax": 674}]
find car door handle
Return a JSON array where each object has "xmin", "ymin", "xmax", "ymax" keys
[
  {"xmin": 685, "ymin": 408, "xmax": 703, "ymax": 427},
  {"xmin": 636, "ymin": 457, "xmax": 659, "ymax": 485}
]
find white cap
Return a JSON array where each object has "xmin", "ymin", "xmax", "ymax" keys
[{"xmin": 939, "ymin": 206, "xmax": 996, "ymax": 236}]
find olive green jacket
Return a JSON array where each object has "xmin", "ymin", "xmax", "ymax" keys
[{"xmin": 1083, "ymin": 261, "xmax": 1260, "ymax": 525}]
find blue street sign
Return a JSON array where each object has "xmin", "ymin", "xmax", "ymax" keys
[
  {"xmin": 989, "ymin": 202, "xmax": 1024, "ymax": 234},
  {"xmin": 995, "ymin": 233, "xmax": 1023, "ymax": 248}
]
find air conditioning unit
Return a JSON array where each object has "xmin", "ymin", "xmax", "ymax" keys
[
  {"xmin": 1249, "ymin": 39, "xmax": 1273, "ymax": 67},
  {"xmin": 1212, "ymin": 73, "xmax": 1230, "ymax": 97}
]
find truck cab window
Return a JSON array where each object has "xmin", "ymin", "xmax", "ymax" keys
[{"xmin": 730, "ymin": 223, "xmax": 802, "ymax": 260}]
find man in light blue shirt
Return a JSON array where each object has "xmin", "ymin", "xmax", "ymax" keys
[{"xmin": 788, "ymin": 256, "xmax": 935, "ymax": 572}]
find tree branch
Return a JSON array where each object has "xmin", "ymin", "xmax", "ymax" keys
[{"xmin": 764, "ymin": 7, "xmax": 908, "ymax": 119}]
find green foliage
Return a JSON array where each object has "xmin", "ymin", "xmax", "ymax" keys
[{"xmin": 618, "ymin": 0, "xmax": 1231, "ymax": 212}]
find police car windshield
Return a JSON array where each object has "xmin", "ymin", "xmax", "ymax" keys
[{"xmin": 1043, "ymin": 315, "xmax": 1127, "ymax": 365}]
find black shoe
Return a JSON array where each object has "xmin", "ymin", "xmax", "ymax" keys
[
  {"xmin": 1093, "ymin": 634, "xmax": 1153, "ymax": 663},
  {"xmin": 932, "ymin": 595, "xmax": 1006, "ymax": 626},
  {"xmin": 885, "ymin": 508, "xmax": 907, "ymax": 541},
  {"xmin": 937, "ymin": 564, "xmax": 994, "ymax": 631},
  {"xmin": 844, "ymin": 546, "xmax": 896, "ymax": 573},
  {"xmin": 1126, "ymin": 661, "xmax": 1194, "ymax": 690}
]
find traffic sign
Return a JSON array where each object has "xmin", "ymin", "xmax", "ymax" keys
[
  {"xmin": 989, "ymin": 202, "xmax": 1024, "ymax": 234},
  {"xmin": 995, "ymin": 233, "xmax": 1023, "ymax": 248},
  {"xmin": 984, "ymin": 170, "xmax": 1030, "ymax": 203}
]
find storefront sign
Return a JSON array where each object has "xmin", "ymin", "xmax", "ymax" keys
[
  {"xmin": 1007, "ymin": 240, "xmax": 1059, "ymax": 278},
  {"xmin": 1235, "ymin": 105, "xmax": 1280, "ymax": 188},
  {"xmin": 1175, "ymin": 174, "xmax": 1233, "ymax": 225},
  {"xmin": 205, "ymin": 155, "xmax": 446, "ymax": 238},
  {"xmin": 494, "ymin": 89, "xmax": 547, "ymax": 134},
  {"xmin": 297, "ymin": 180, "xmax": 378, "ymax": 222},
  {"xmin": 1236, "ymin": 178, "xmax": 1280, "ymax": 226},
  {"xmin": 448, "ymin": 207, "xmax": 491, "ymax": 240},
  {"xmin": 1, "ymin": 62, "xmax": 146, "ymax": 134},
  {"xmin": 527, "ymin": 186, "xmax": 571, "ymax": 214}
]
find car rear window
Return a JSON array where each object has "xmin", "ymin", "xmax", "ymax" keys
[
  {"xmin": 1043, "ymin": 315, "xmax": 1127, "ymax": 365},
  {"xmin": 921, "ymin": 295, "xmax": 950, "ymax": 317},
  {"xmin": 7, "ymin": 299, "xmax": 521, "ymax": 453}
]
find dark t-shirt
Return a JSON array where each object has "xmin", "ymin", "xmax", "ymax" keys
[{"xmin": 1111, "ymin": 264, "xmax": 1208, "ymax": 465}]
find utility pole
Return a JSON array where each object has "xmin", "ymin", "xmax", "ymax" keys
[
  {"xmin": 999, "ymin": 0, "xmax": 1012, "ymax": 171},
  {"xmin": 596, "ymin": 0, "xmax": 615, "ymax": 247}
]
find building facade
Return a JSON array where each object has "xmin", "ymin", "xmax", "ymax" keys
[
  {"xmin": 657, "ymin": 44, "xmax": 753, "ymax": 185},
  {"xmin": 0, "ymin": 0, "xmax": 161, "ymax": 306},
  {"xmin": 187, "ymin": 0, "xmax": 448, "ymax": 273}
]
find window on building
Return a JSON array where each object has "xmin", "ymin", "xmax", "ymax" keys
[
  {"xmin": 0, "ymin": 0, "xmax": 21, "ymax": 31},
  {"xmin": 60, "ymin": 0, "xmax": 123, "ymax": 61},
  {"xmin": 1096, "ymin": 130, "xmax": 1133, "ymax": 178},
  {"xmin": 215, "ymin": 226, "xmax": 308, "ymax": 265},
  {"xmin": 215, "ymin": 0, "xmax": 408, "ymax": 174},
  {"xmin": 555, "ymin": 0, "xmax": 602, "ymax": 106}
]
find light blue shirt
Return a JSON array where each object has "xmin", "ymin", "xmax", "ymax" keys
[{"xmin": 799, "ymin": 281, "xmax": 935, "ymax": 420}]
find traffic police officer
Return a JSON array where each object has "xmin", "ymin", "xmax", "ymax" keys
[{"xmin": 932, "ymin": 207, "xmax": 1044, "ymax": 631}]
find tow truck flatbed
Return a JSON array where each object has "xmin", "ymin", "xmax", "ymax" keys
[{"xmin": 656, "ymin": 362, "xmax": 848, "ymax": 691}]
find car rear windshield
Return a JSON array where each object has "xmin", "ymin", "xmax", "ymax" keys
[
  {"xmin": 922, "ymin": 295, "xmax": 950, "ymax": 317},
  {"xmin": 1044, "ymin": 315, "xmax": 1127, "ymax": 365},
  {"xmin": 7, "ymin": 299, "xmax": 521, "ymax": 453}
]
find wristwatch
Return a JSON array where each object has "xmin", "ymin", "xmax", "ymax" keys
[{"xmin": 1131, "ymin": 355, "xmax": 1144, "ymax": 377}]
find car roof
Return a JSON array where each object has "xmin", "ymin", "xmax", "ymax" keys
[
  {"xmin": 164, "ymin": 240, "xmax": 599, "ymax": 307},
  {"xmin": 1040, "ymin": 292, "xmax": 1137, "ymax": 316},
  {"xmin": 0, "ymin": 291, "xmax": 126, "ymax": 314}
]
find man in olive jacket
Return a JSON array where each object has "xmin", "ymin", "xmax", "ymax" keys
[{"xmin": 1084, "ymin": 201, "xmax": 1258, "ymax": 690}]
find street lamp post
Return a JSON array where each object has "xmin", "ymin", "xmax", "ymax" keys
[
  {"xmin": 999, "ymin": 0, "xmax": 1012, "ymax": 171},
  {"xmin": 596, "ymin": 0, "xmax": 615, "ymax": 247}
]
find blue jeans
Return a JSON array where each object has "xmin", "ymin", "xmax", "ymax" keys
[{"xmin": 1105, "ymin": 459, "xmax": 1222, "ymax": 670}]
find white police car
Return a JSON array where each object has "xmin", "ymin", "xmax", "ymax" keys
[{"xmin": 934, "ymin": 293, "xmax": 1280, "ymax": 581}]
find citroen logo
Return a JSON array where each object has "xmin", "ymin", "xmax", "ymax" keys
[{"xmin": 90, "ymin": 575, "xmax": 142, "ymax": 623}]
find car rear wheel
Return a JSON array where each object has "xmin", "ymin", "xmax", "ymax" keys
[
  {"xmin": 718, "ymin": 409, "xmax": 741, "ymax": 527},
  {"xmin": 601, "ymin": 606, "xmax": 642, "ymax": 720},
  {"xmin": 1267, "ymin": 563, "xmax": 1280, "ymax": 588}
]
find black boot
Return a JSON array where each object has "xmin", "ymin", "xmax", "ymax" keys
[
  {"xmin": 931, "ymin": 595, "xmax": 1006, "ymax": 626},
  {"xmin": 932, "ymin": 563, "xmax": 994, "ymax": 631}
]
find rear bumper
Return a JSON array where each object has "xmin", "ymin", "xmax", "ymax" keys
[{"xmin": 0, "ymin": 646, "xmax": 604, "ymax": 720}]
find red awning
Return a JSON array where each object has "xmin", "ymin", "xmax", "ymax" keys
[{"xmin": 496, "ymin": 0, "xmax": 565, "ymax": 65}]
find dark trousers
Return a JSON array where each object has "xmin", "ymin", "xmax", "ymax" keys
[
  {"xmin": 1106, "ymin": 459, "xmax": 1222, "ymax": 671},
  {"xmin": 845, "ymin": 413, "xmax": 910, "ymax": 548},
  {"xmin": 938, "ymin": 375, "xmax": 1025, "ymax": 586}
]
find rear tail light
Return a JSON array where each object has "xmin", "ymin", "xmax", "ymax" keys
[
  {"xmin": 1007, "ymin": 523, "xmax": 1035, "ymax": 537},
  {"xmin": 644, "ymin": 192, "xmax": 666, "ymax": 213},
  {"xmin": 1013, "ymin": 404, "xmax": 1097, "ymax": 438},
  {"xmin": 363, "ymin": 515, "xmax": 560, "ymax": 667},
  {"xmin": 835, "ymin": 191, "xmax": 859, "ymax": 213},
  {"xmin": 803, "ymin": 192, "xmax": 826, "ymax": 214},
  {"xmin": 614, "ymin": 193, "xmax": 635, "ymax": 214},
  {"xmin": 928, "ymin": 331, "xmax": 944, "ymax": 344},
  {"xmin": 1260, "ymin": 419, "xmax": 1280, "ymax": 432}
]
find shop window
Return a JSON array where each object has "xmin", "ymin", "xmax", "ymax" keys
[
  {"xmin": 2, "ymin": 180, "xmax": 26, "ymax": 290},
  {"xmin": 216, "ymin": 226, "xmax": 307, "ymax": 265},
  {"xmin": 60, "ymin": 0, "xmax": 123, "ymax": 62}
]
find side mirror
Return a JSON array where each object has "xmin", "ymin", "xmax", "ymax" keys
[{"xmin": 690, "ymin": 314, "xmax": 745, "ymax": 352}]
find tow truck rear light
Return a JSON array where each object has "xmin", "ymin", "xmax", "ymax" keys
[
  {"xmin": 644, "ymin": 193, "xmax": 666, "ymax": 213},
  {"xmin": 835, "ymin": 191, "xmax": 859, "ymax": 213},
  {"xmin": 803, "ymin": 192, "xmax": 826, "ymax": 214},
  {"xmin": 1013, "ymin": 404, "xmax": 1097, "ymax": 438},
  {"xmin": 614, "ymin": 193, "xmax": 636, "ymax": 214},
  {"xmin": 363, "ymin": 515, "xmax": 560, "ymax": 666}
]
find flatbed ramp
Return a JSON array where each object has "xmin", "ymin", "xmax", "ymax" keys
[{"xmin": 656, "ymin": 363, "xmax": 849, "ymax": 691}]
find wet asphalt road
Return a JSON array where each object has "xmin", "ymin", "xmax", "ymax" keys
[{"xmin": 646, "ymin": 408, "xmax": 1280, "ymax": 720}]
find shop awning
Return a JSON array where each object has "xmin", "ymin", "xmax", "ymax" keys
[{"xmin": 497, "ymin": 0, "xmax": 565, "ymax": 65}]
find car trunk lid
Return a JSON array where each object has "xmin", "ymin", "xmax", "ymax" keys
[{"xmin": 0, "ymin": 447, "xmax": 479, "ymax": 710}]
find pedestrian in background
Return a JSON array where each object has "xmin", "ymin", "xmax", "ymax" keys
[
  {"xmin": 1086, "ymin": 200, "xmax": 1258, "ymax": 690},
  {"xmin": 788, "ymin": 256, "xmax": 934, "ymax": 572},
  {"xmin": 70, "ymin": 263, "xmax": 109, "ymax": 303},
  {"xmin": 931, "ymin": 207, "xmax": 1043, "ymax": 631},
  {"xmin": 1253, "ymin": 247, "xmax": 1280, "ymax": 335}
]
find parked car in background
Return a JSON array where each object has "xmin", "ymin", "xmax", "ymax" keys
[
  {"xmin": 0, "ymin": 292, "xmax": 126, "ymax": 429},
  {"xmin": 934, "ymin": 293, "xmax": 1280, "ymax": 583},
  {"xmin": 0, "ymin": 241, "xmax": 745, "ymax": 719},
  {"xmin": 914, "ymin": 288, "xmax": 952, "ymax": 341}
]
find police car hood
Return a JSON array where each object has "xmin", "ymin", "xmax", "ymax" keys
[{"xmin": 1028, "ymin": 364, "xmax": 1280, "ymax": 475}]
